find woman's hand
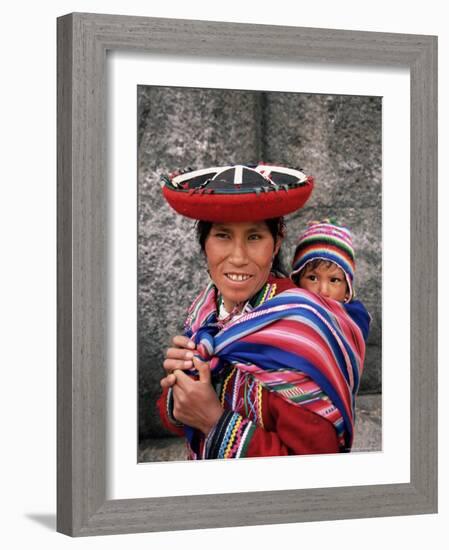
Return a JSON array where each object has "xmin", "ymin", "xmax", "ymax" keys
[
  {"xmin": 172, "ymin": 357, "xmax": 224, "ymax": 435},
  {"xmin": 160, "ymin": 335, "xmax": 196, "ymax": 389}
]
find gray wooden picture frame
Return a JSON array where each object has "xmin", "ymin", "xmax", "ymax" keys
[{"xmin": 57, "ymin": 12, "xmax": 438, "ymax": 537}]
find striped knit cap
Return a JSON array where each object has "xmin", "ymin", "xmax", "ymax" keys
[{"xmin": 291, "ymin": 219, "xmax": 355, "ymax": 301}]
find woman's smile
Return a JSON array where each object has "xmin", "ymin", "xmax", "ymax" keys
[{"xmin": 225, "ymin": 272, "xmax": 253, "ymax": 282}]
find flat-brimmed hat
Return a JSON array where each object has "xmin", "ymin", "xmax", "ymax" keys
[{"xmin": 161, "ymin": 163, "xmax": 313, "ymax": 222}]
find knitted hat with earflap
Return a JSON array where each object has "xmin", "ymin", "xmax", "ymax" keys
[{"xmin": 290, "ymin": 219, "xmax": 356, "ymax": 301}]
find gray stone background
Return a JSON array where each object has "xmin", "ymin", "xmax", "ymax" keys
[{"xmin": 137, "ymin": 85, "xmax": 382, "ymax": 455}]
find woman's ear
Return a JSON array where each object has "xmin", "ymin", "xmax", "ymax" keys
[{"xmin": 274, "ymin": 235, "xmax": 283, "ymax": 256}]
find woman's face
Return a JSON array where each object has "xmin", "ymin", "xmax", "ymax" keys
[{"xmin": 204, "ymin": 221, "xmax": 281, "ymax": 312}]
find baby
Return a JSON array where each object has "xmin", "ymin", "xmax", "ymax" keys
[{"xmin": 290, "ymin": 219, "xmax": 356, "ymax": 303}]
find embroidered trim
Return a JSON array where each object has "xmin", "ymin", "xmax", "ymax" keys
[
  {"xmin": 224, "ymin": 415, "xmax": 243, "ymax": 458},
  {"xmin": 231, "ymin": 368, "xmax": 241, "ymax": 410},
  {"xmin": 220, "ymin": 367, "xmax": 236, "ymax": 407},
  {"xmin": 251, "ymin": 282, "xmax": 277, "ymax": 308},
  {"xmin": 237, "ymin": 421, "xmax": 256, "ymax": 458},
  {"xmin": 215, "ymin": 280, "xmax": 278, "ymax": 327},
  {"xmin": 204, "ymin": 411, "xmax": 256, "ymax": 459},
  {"xmin": 257, "ymin": 382, "xmax": 264, "ymax": 429}
]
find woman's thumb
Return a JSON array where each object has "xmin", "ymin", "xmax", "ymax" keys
[{"xmin": 193, "ymin": 356, "xmax": 211, "ymax": 384}]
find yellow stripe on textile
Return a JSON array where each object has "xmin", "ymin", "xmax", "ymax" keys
[
  {"xmin": 221, "ymin": 367, "xmax": 236, "ymax": 407},
  {"xmin": 224, "ymin": 415, "xmax": 243, "ymax": 458},
  {"xmin": 257, "ymin": 382, "xmax": 264, "ymax": 429}
]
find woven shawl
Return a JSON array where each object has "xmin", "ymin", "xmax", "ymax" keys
[{"xmin": 184, "ymin": 282, "xmax": 370, "ymax": 450}]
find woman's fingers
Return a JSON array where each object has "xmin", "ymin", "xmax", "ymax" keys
[
  {"xmin": 172, "ymin": 335, "xmax": 196, "ymax": 350},
  {"xmin": 160, "ymin": 373, "xmax": 177, "ymax": 389},
  {"xmin": 171, "ymin": 366, "xmax": 223, "ymax": 435},
  {"xmin": 171, "ymin": 369, "xmax": 191, "ymax": 389},
  {"xmin": 163, "ymin": 358, "xmax": 193, "ymax": 373},
  {"xmin": 163, "ymin": 345, "xmax": 195, "ymax": 373},
  {"xmin": 193, "ymin": 357, "xmax": 211, "ymax": 384},
  {"xmin": 166, "ymin": 347, "xmax": 194, "ymax": 360}
]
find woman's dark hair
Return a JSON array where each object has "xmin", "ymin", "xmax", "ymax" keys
[{"xmin": 195, "ymin": 217, "xmax": 287, "ymax": 277}]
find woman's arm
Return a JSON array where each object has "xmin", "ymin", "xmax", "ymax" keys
[{"xmin": 157, "ymin": 334, "xmax": 196, "ymax": 435}]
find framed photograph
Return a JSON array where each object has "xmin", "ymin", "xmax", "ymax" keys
[{"xmin": 57, "ymin": 13, "xmax": 437, "ymax": 536}]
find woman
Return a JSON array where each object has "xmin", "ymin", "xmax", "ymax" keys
[{"xmin": 157, "ymin": 164, "xmax": 370, "ymax": 459}]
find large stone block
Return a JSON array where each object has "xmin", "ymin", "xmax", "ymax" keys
[
  {"xmin": 263, "ymin": 93, "xmax": 382, "ymax": 208},
  {"xmin": 138, "ymin": 85, "xmax": 263, "ymax": 178},
  {"xmin": 361, "ymin": 344, "xmax": 382, "ymax": 393}
]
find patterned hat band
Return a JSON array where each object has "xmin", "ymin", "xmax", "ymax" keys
[{"xmin": 291, "ymin": 221, "xmax": 356, "ymax": 301}]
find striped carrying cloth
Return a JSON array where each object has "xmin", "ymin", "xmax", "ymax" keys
[{"xmin": 185, "ymin": 282, "xmax": 371, "ymax": 450}]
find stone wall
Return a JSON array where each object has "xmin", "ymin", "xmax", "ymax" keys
[{"xmin": 138, "ymin": 86, "xmax": 382, "ymax": 439}]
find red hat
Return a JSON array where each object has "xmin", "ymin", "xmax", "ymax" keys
[{"xmin": 161, "ymin": 164, "xmax": 314, "ymax": 222}]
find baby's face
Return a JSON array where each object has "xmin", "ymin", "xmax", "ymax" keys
[{"xmin": 298, "ymin": 262, "xmax": 349, "ymax": 302}]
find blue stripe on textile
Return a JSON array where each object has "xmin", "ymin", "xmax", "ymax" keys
[
  {"xmin": 252, "ymin": 291, "xmax": 344, "ymax": 330},
  {"xmin": 221, "ymin": 343, "xmax": 353, "ymax": 447},
  {"xmin": 199, "ymin": 331, "xmax": 215, "ymax": 355},
  {"xmin": 213, "ymin": 303, "xmax": 352, "ymax": 387},
  {"xmin": 242, "ymin": 292, "xmax": 366, "ymax": 389},
  {"xmin": 344, "ymin": 300, "xmax": 371, "ymax": 341},
  {"xmin": 216, "ymin": 300, "xmax": 336, "ymax": 345}
]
